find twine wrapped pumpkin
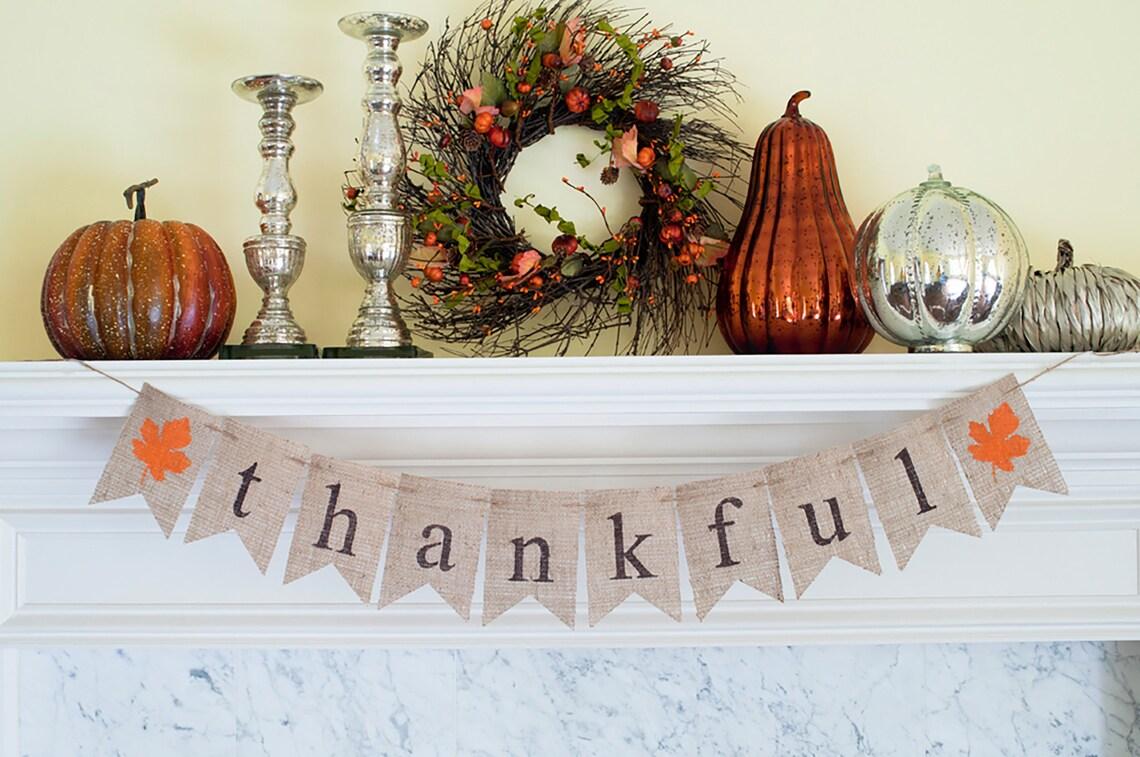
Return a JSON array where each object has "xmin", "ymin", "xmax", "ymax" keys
[{"xmin": 979, "ymin": 239, "xmax": 1140, "ymax": 353}]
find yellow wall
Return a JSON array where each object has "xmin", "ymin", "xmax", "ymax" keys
[{"xmin": 2, "ymin": 0, "xmax": 1137, "ymax": 360}]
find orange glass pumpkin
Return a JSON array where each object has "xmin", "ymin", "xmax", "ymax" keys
[
  {"xmin": 717, "ymin": 91, "xmax": 872, "ymax": 354},
  {"xmin": 41, "ymin": 180, "xmax": 236, "ymax": 359}
]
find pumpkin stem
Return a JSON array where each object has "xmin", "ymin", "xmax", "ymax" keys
[
  {"xmin": 123, "ymin": 178, "xmax": 159, "ymax": 222},
  {"xmin": 1056, "ymin": 239, "xmax": 1074, "ymax": 272},
  {"xmin": 784, "ymin": 90, "xmax": 811, "ymax": 118}
]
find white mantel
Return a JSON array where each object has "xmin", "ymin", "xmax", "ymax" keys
[{"xmin": 1, "ymin": 354, "xmax": 1138, "ymax": 647}]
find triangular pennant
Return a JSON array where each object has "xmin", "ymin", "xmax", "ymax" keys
[
  {"xmin": 940, "ymin": 374, "xmax": 1067, "ymax": 529},
  {"xmin": 483, "ymin": 489, "xmax": 580, "ymax": 628},
  {"xmin": 91, "ymin": 383, "xmax": 220, "ymax": 537},
  {"xmin": 675, "ymin": 470, "xmax": 783, "ymax": 619},
  {"xmin": 583, "ymin": 487, "xmax": 681, "ymax": 626},
  {"xmin": 184, "ymin": 419, "xmax": 309, "ymax": 573},
  {"xmin": 855, "ymin": 414, "xmax": 981, "ymax": 570},
  {"xmin": 378, "ymin": 474, "xmax": 490, "ymax": 620},
  {"xmin": 767, "ymin": 446, "xmax": 881, "ymax": 598},
  {"xmin": 283, "ymin": 455, "xmax": 398, "ymax": 602}
]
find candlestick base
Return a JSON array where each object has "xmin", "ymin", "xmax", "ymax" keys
[
  {"xmin": 321, "ymin": 345, "xmax": 432, "ymax": 359},
  {"xmin": 219, "ymin": 343, "xmax": 320, "ymax": 360}
]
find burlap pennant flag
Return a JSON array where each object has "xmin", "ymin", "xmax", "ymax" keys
[
  {"xmin": 283, "ymin": 455, "xmax": 398, "ymax": 603},
  {"xmin": 675, "ymin": 470, "xmax": 782, "ymax": 620},
  {"xmin": 855, "ymin": 414, "xmax": 981, "ymax": 570},
  {"xmin": 583, "ymin": 487, "xmax": 681, "ymax": 626},
  {"xmin": 378, "ymin": 474, "xmax": 491, "ymax": 620},
  {"xmin": 91, "ymin": 383, "xmax": 220, "ymax": 538},
  {"xmin": 483, "ymin": 489, "xmax": 580, "ymax": 628},
  {"xmin": 768, "ymin": 446, "xmax": 881, "ymax": 598},
  {"xmin": 940, "ymin": 374, "xmax": 1067, "ymax": 529},
  {"xmin": 185, "ymin": 419, "xmax": 309, "ymax": 574}
]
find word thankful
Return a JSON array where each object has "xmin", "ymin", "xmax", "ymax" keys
[{"xmin": 91, "ymin": 375, "xmax": 1066, "ymax": 627}]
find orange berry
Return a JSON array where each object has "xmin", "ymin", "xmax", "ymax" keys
[
  {"xmin": 480, "ymin": 18, "xmax": 493, "ymax": 30},
  {"xmin": 424, "ymin": 266, "xmax": 444, "ymax": 283},
  {"xmin": 473, "ymin": 112, "xmax": 495, "ymax": 134},
  {"xmin": 410, "ymin": 276, "xmax": 422, "ymax": 288},
  {"xmin": 685, "ymin": 273, "xmax": 699, "ymax": 285},
  {"xmin": 636, "ymin": 147, "xmax": 655, "ymax": 169}
]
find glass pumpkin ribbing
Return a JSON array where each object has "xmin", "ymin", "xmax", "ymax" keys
[{"xmin": 854, "ymin": 166, "xmax": 1029, "ymax": 352}]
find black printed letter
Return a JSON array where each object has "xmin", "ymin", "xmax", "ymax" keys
[
  {"xmin": 416, "ymin": 524, "xmax": 455, "ymax": 572},
  {"xmin": 608, "ymin": 512, "xmax": 655, "ymax": 580},
  {"xmin": 708, "ymin": 497, "xmax": 743, "ymax": 568},
  {"xmin": 509, "ymin": 536, "xmax": 553, "ymax": 583},
  {"xmin": 894, "ymin": 447, "xmax": 936, "ymax": 515},
  {"xmin": 233, "ymin": 463, "xmax": 262, "ymax": 518},
  {"xmin": 312, "ymin": 483, "xmax": 359, "ymax": 556},
  {"xmin": 798, "ymin": 497, "xmax": 851, "ymax": 546}
]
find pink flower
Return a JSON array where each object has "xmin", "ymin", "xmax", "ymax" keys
[
  {"xmin": 511, "ymin": 249, "xmax": 542, "ymax": 276},
  {"xmin": 693, "ymin": 236, "xmax": 731, "ymax": 267},
  {"xmin": 611, "ymin": 126, "xmax": 640, "ymax": 170},
  {"xmin": 459, "ymin": 86, "xmax": 483, "ymax": 114},
  {"xmin": 560, "ymin": 16, "xmax": 586, "ymax": 65}
]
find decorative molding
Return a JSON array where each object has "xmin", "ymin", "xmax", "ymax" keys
[{"xmin": 1, "ymin": 354, "xmax": 1138, "ymax": 646}]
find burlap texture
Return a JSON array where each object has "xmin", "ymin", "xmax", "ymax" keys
[
  {"xmin": 940, "ymin": 374, "xmax": 1068, "ymax": 529},
  {"xmin": 184, "ymin": 419, "xmax": 309, "ymax": 574},
  {"xmin": 283, "ymin": 455, "xmax": 399, "ymax": 603},
  {"xmin": 675, "ymin": 470, "xmax": 782, "ymax": 619},
  {"xmin": 767, "ymin": 446, "xmax": 881, "ymax": 598},
  {"xmin": 855, "ymin": 414, "xmax": 981, "ymax": 570},
  {"xmin": 91, "ymin": 383, "xmax": 220, "ymax": 537},
  {"xmin": 378, "ymin": 474, "xmax": 491, "ymax": 620},
  {"xmin": 583, "ymin": 487, "xmax": 681, "ymax": 626},
  {"xmin": 483, "ymin": 489, "xmax": 581, "ymax": 628}
]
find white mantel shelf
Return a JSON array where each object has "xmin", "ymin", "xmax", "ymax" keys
[{"xmin": 1, "ymin": 353, "xmax": 1139, "ymax": 647}]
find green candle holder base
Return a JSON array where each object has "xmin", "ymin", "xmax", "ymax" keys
[
  {"xmin": 321, "ymin": 345, "xmax": 433, "ymax": 359},
  {"xmin": 218, "ymin": 343, "xmax": 320, "ymax": 360}
]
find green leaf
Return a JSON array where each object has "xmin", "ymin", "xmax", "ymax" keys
[
  {"xmin": 601, "ymin": 238, "xmax": 622, "ymax": 253},
  {"xmin": 680, "ymin": 165, "xmax": 698, "ymax": 190},
  {"xmin": 557, "ymin": 219, "xmax": 577, "ymax": 235},
  {"xmin": 560, "ymin": 256, "xmax": 583, "ymax": 277},
  {"xmin": 694, "ymin": 180, "xmax": 714, "ymax": 200},
  {"xmin": 480, "ymin": 73, "xmax": 508, "ymax": 106},
  {"xmin": 456, "ymin": 234, "xmax": 471, "ymax": 254},
  {"xmin": 526, "ymin": 53, "xmax": 543, "ymax": 84},
  {"xmin": 616, "ymin": 295, "xmax": 633, "ymax": 314},
  {"xmin": 575, "ymin": 153, "xmax": 592, "ymax": 168},
  {"xmin": 464, "ymin": 183, "xmax": 483, "ymax": 200}
]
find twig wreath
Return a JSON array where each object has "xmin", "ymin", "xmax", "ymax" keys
[{"xmin": 349, "ymin": 0, "xmax": 749, "ymax": 356}]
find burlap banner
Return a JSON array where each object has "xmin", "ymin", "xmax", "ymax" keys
[
  {"xmin": 940, "ymin": 374, "xmax": 1067, "ymax": 529},
  {"xmin": 378, "ymin": 474, "xmax": 491, "ymax": 620},
  {"xmin": 483, "ymin": 489, "xmax": 581, "ymax": 627},
  {"xmin": 583, "ymin": 487, "xmax": 681, "ymax": 625},
  {"xmin": 185, "ymin": 419, "xmax": 310, "ymax": 574},
  {"xmin": 675, "ymin": 470, "xmax": 782, "ymax": 619},
  {"xmin": 87, "ymin": 368, "xmax": 1071, "ymax": 627},
  {"xmin": 284, "ymin": 455, "xmax": 399, "ymax": 603},
  {"xmin": 767, "ymin": 446, "xmax": 882, "ymax": 598},
  {"xmin": 855, "ymin": 414, "xmax": 981, "ymax": 570},
  {"xmin": 91, "ymin": 383, "xmax": 219, "ymax": 537}
]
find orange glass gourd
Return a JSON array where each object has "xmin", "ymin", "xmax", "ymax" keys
[{"xmin": 717, "ymin": 91, "xmax": 872, "ymax": 354}]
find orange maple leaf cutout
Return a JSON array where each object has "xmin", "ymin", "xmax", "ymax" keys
[
  {"xmin": 967, "ymin": 402, "xmax": 1030, "ymax": 480},
  {"xmin": 131, "ymin": 417, "xmax": 193, "ymax": 483}
]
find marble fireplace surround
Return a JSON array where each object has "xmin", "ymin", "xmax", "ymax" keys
[{"xmin": 2, "ymin": 355, "xmax": 1139, "ymax": 754}]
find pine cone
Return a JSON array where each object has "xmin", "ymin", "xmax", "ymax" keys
[
  {"xmin": 461, "ymin": 130, "xmax": 484, "ymax": 152},
  {"xmin": 601, "ymin": 166, "xmax": 620, "ymax": 185}
]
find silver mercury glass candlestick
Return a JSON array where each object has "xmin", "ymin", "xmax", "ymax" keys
[
  {"xmin": 323, "ymin": 12, "xmax": 432, "ymax": 359},
  {"xmin": 221, "ymin": 74, "xmax": 322, "ymax": 360}
]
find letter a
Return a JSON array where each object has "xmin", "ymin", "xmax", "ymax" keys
[{"xmin": 416, "ymin": 524, "xmax": 455, "ymax": 572}]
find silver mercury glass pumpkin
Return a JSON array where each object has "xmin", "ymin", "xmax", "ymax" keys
[{"xmin": 854, "ymin": 165, "xmax": 1030, "ymax": 352}]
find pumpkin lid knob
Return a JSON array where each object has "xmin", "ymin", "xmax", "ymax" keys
[
  {"xmin": 1056, "ymin": 239, "xmax": 1074, "ymax": 272},
  {"xmin": 123, "ymin": 178, "xmax": 159, "ymax": 222},
  {"xmin": 783, "ymin": 90, "xmax": 811, "ymax": 118},
  {"xmin": 921, "ymin": 164, "xmax": 951, "ymax": 188}
]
